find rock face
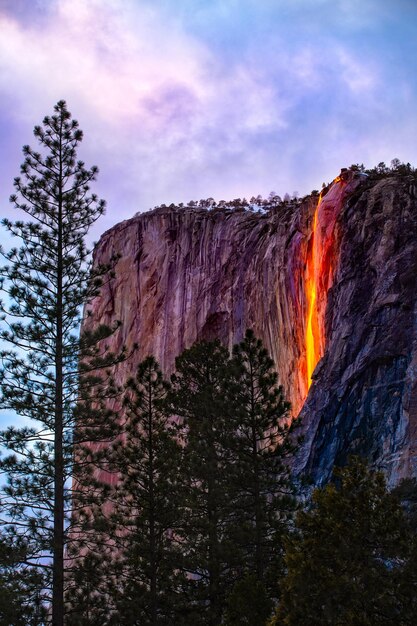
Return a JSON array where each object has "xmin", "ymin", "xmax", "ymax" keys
[
  {"xmin": 297, "ymin": 175, "xmax": 417, "ymax": 486},
  {"xmin": 86, "ymin": 171, "xmax": 417, "ymax": 485}
]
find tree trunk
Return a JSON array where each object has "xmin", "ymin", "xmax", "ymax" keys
[
  {"xmin": 207, "ymin": 435, "xmax": 221, "ymax": 626},
  {"xmin": 250, "ymin": 362, "xmax": 264, "ymax": 581},
  {"xmin": 148, "ymin": 380, "xmax": 158, "ymax": 625},
  {"xmin": 52, "ymin": 133, "xmax": 64, "ymax": 626}
]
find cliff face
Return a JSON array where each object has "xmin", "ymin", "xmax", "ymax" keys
[
  {"xmin": 297, "ymin": 176, "xmax": 417, "ymax": 486},
  {"xmin": 86, "ymin": 172, "xmax": 417, "ymax": 485}
]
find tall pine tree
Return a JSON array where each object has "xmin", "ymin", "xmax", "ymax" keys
[
  {"xmin": 231, "ymin": 330, "xmax": 298, "ymax": 592},
  {"xmin": 68, "ymin": 356, "xmax": 184, "ymax": 625},
  {"xmin": 0, "ymin": 101, "xmax": 122, "ymax": 625},
  {"xmin": 167, "ymin": 341, "xmax": 242, "ymax": 626}
]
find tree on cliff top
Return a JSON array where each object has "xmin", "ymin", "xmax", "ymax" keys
[
  {"xmin": 0, "ymin": 101, "xmax": 124, "ymax": 625},
  {"xmin": 271, "ymin": 458, "xmax": 417, "ymax": 626}
]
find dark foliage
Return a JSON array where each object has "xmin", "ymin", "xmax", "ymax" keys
[
  {"xmin": 224, "ymin": 574, "xmax": 272, "ymax": 626},
  {"xmin": 0, "ymin": 100, "xmax": 125, "ymax": 624},
  {"xmin": 167, "ymin": 340, "xmax": 242, "ymax": 625},
  {"xmin": 230, "ymin": 330, "xmax": 299, "ymax": 594},
  {"xmin": 273, "ymin": 458, "xmax": 417, "ymax": 625}
]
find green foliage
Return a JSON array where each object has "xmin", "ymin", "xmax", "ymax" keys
[
  {"xmin": 67, "ymin": 336, "xmax": 298, "ymax": 624},
  {"xmin": 165, "ymin": 336, "xmax": 298, "ymax": 624},
  {"xmin": 364, "ymin": 158, "xmax": 416, "ymax": 180},
  {"xmin": 0, "ymin": 533, "xmax": 47, "ymax": 625},
  {"xmin": 273, "ymin": 458, "xmax": 417, "ymax": 625},
  {"xmin": 160, "ymin": 159, "xmax": 417, "ymax": 220},
  {"xmin": 110, "ymin": 356, "xmax": 184, "ymax": 624},
  {"xmin": 231, "ymin": 330, "xmax": 299, "ymax": 591},
  {"xmin": 167, "ymin": 340, "xmax": 242, "ymax": 625},
  {"xmin": 392, "ymin": 477, "xmax": 417, "ymax": 622},
  {"xmin": 224, "ymin": 574, "xmax": 272, "ymax": 626},
  {"xmin": 68, "ymin": 357, "xmax": 184, "ymax": 625},
  {"xmin": 0, "ymin": 100, "xmax": 124, "ymax": 623},
  {"xmin": 392, "ymin": 477, "xmax": 417, "ymax": 529}
]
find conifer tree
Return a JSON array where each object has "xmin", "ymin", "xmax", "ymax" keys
[
  {"xmin": 224, "ymin": 574, "xmax": 272, "ymax": 626},
  {"xmin": 68, "ymin": 356, "xmax": 184, "ymax": 625},
  {"xmin": 231, "ymin": 330, "xmax": 298, "ymax": 592},
  {"xmin": 272, "ymin": 458, "xmax": 415, "ymax": 625},
  {"xmin": 0, "ymin": 101, "xmax": 122, "ymax": 625},
  {"xmin": 0, "ymin": 532, "xmax": 47, "ymax": 625},
  {"xmin": 167, "ymin": 341, "xmax": 242, "ymax": 626},
  {"xmin": 388, "ymin": 477, "xmax": 417, "ymax": 622},
  {"xmin": 112, "ymin": 356, "xmax": 184, "ymax": 625}
]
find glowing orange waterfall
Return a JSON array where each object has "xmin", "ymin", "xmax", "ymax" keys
[
  {"xmin": 302, "ymin": 175, "xmax": 345, "ymax": 398},
  {"xmin": 305, "ymin": 195, "xmax": 322, "ymax": 389}
]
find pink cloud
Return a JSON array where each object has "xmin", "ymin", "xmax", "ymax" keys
[{"xmin": 0, "ymin": 0, "xmax": 415, "ymax": 240}]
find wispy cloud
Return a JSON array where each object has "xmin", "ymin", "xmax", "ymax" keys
[{"xmin": 0, "ymin": 0, "xmax": 416, "ymax": 236}]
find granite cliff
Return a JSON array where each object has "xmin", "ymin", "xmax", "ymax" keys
[{"xmin": 85, "ymin": 170, "xmax": 417, "ymax": 485}]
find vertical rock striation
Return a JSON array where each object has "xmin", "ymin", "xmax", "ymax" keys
[
  {"xmin": 85, "ymin": 171, "xmax": 417, "ymax": 485},
  {"xmin": 297, "ymin": 175, "xmax": 417, "ymax": 485},
  {"xmin": 86, "ymin": 194, "xmax": 315, "ymax": 415}
]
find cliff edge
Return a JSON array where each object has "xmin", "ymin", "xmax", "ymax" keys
[{"xmin": 85, "ymin": 170, "xmax": 417, "ymax": 485}]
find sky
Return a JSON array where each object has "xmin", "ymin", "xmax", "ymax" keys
[
  {"xmin": 0, "ymin": 0, "xmax": 416, "ymax": 433},
  {"xmin": 1, "ymin": 0, "xmax": 417, "ymax": 241}
]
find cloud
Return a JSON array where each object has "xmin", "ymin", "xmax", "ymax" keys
[
  {"xmin": 0, "ymin": 0, "xmax": 203, "ymax": 122},
  {"xmin": 336, "ymin": 49, "xmax": 379, "ymax": 95},
  {"xmin": 0, "ymin": 0, "xmax": 416, "ymax": 238},
  {"xmin": 0, "ymin": 0, "xmax": 293, "ymax": 219}
]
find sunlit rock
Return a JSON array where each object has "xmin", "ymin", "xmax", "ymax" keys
[{"xmin": 84, "ymin": 170, "xmax": 417, "ymax": 485}]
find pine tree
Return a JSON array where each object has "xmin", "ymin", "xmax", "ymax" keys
[
  {"xmin": 0, "ymin": 100, "xmax": 123, "ymax": 625},
  {"xmin": 231, "ymin": 330, "xmax": 298, "ymax": 593},
  {"xmin": 167, "ymin": 340, "xmax": 242, "ymax": 626},
  {"xmin": 112, "ymin": 356, "xmax": 184, "ymax": 625},
  {"xmin": 68, "ymin": 356, "xmax": 184, "ymax": 625},
  {"xmin": 272, "ymin": 458, "xmax": 414, "ymax": 625},
  {"xmin": 224, "ymin": 574, "xmax": 272, "ymax": 626},
  {"xmin": 0, "ymin": 532, "xmax": 47, "ymax": 625},
  {"xmin": 392, "ymin": 477, "xmax": 417, "ymax": 622}
]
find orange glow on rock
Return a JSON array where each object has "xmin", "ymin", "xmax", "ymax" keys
[
  {"xmin": 305, "ymin": 196, "xmax": 321, "ymax": 389},
  {"xmin": 301, "ymin": 175, "xmax": 347, "ymax": 399}
]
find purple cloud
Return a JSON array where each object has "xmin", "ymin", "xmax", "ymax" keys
[{"xmin": 0, "ymin": 0, "xmax": 416, "ymax": 242}]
